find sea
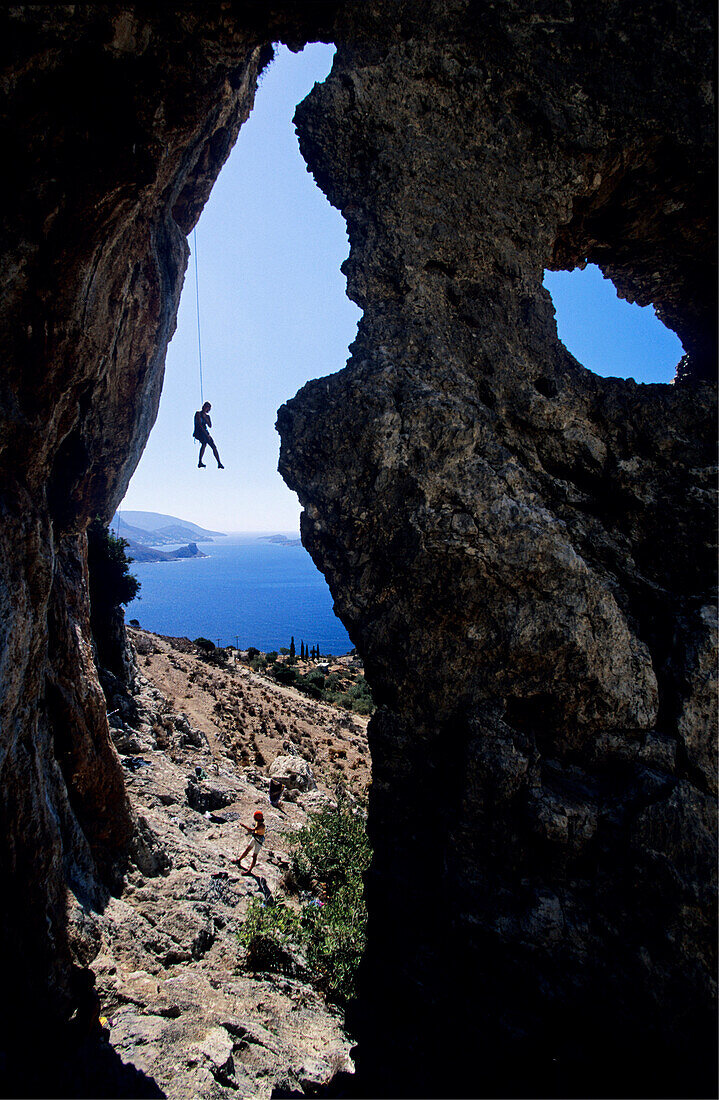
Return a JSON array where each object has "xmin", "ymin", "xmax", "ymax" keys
[{"xmin": 126, "ymin": 534, "xmax": 353, "ymax": 656}]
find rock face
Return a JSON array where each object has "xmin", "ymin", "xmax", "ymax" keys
[
  {"xmin": 0, "ymin": 4, "xmax": 715, "ymax": 1098},
  {"xmin": 277, "ymin": 7, "xmax": 717, "ymax": 1098},
  {"xmin": 0, "ymin": 6, "xmax": 272, "ymax": 1081}
]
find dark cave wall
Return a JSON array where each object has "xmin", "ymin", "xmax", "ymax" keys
[
  {"xmin": 279, "ymin": 4, "xmax": 716, "ymax": 1096},
  {"xmin": 0, "ymin": 4, "xmax": 271, "ymax": 1054},
  {"xmin": 0, "ymin": 3, "xmax": 716, "ymax": 1096}
]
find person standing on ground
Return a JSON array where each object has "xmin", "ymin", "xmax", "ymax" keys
[
  {"xmin": 236, "ymin": 810, "xmax": 265, "ymax": 875},
  {"xmin": 269, "ymin": 777, "xmax": 283, "ymax": 808},
  {"xmin": 193, "ymin": 401, "xmax": 224, "ymax": 468}
]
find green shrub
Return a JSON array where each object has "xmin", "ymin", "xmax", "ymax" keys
[
  {"xmin": 295, "ymin": 675, "xmax": 322, "ymax": 700},
  {"xmin": 246, "ymin": 646, "xmax": 260, "ymax": 661},
  {"xmin": 193, "ymin": 637, "xmax": 215, "ymax": 652},
  {"xmin": 87, "ymin": 519, "xmax": 140, "ymax": 610},
  {"xmin": 300, "ymin": 879, "xmax": 367, "ymax": 1003},
  {"xmin": 292, "ymin": 798, "xmax": 370, "ymax": 894},
  {"xmin": 304, "ymin": 668, "xmax": 326, "ymax": 689},
  {"xmin": 87, "ymin": 518, "xmax": 141, "ymax": 674},
  {"xmin": 346, "ymin": 675, "xmax": 375, "ymax": 714},
  {"xmin": 237, "ymin": 898, "xmax": 300, "ymax": 974},
  {"xmin": 237, "ymin": 797, "xmax": 371, "ymax": 1004},
  {"xmin": 348, "ymin": 675, "xmax": 372, "ymax": 701},
  {"xmin": 271, "ymin": 662, "xmax": 297, "ymax": 686}
]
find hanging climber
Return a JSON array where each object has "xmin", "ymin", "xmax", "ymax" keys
[{"xmin": 193, "ymin": 401, "xmax": 224, "ymax": 469}]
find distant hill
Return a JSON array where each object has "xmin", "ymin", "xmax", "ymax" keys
[
  {"xmin": 112, "ymin": 511, "xmax": 226, "ymax": 545},
  {"xmin": 125, "ymin": 540, "xmax": 208, "ymax": 563},
  {"xmin": 260, "ymin": 534, "xmax": 302, "ymax": 547}
]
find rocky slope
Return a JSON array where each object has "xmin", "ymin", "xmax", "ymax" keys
[
  {"xmin": 62, "ymin": 629, "xmax": 368, "ymax": 1098},
  {"xmin": 0, "ymin": 5, "xmax": 715, "ymax": 1099}
]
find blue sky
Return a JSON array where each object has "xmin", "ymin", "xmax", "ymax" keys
[
  {"xmin": 121, "ymin": 44, "xmax": 683, "ymax": 533},
  {"xmin": 543, "ymin": 266, "xmax": 682, "ymax": 384},
  {"xmin": 121, "ymin": 44, "xmax": 360, "ymax": 532}
]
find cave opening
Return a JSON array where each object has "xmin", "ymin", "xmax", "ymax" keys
[
  {"xmin": 2, "ymin": 8, "xmax": 715, "ymax": 1099},
  {"xmin": 107, "ymin": 39, "xmax": 373, "ymax": 1042},
  {"xmin": 119, "ymin": 41, "xmax": 361, "ymax": 656},
  {"xmin": 543, "ymin": 263, "xmax": 684, "ymax": 384}
]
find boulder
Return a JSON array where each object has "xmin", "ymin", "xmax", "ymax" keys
[
  {"xmin": 269, "ymin": 755, "xmax": 317, "ymax": 792},
  {"xmin": 185, "ymin": 779, "xmax": 240, "ymax": 813}
]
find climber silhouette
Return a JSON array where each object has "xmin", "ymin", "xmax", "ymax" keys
[{"xmin": 193, "ymin": 401, "xmax": 224, "ymax": 469}]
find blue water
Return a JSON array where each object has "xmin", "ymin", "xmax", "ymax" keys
[{"xmin": 126, "ymin": 535, "xmax": 352, "ymax": 656}]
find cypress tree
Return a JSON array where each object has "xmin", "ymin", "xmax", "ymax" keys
[{"xmin": 290, "ymin": 636, "xmax": 295, "ymax": 658}]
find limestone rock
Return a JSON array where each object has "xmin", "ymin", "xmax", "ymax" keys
[
  {"xmin": 0, "ymin": 5, "xmax": 714, "ymax": 1100},
  {"xmin": 197, "ymin": 1025, "xmax": 235, "ymax": 1080},
  {"xmin": 186, "ymin": 778, "xmax": 241, "ymax": 813},
  {"xmin": 270, "ymin": 755, "xmax": 317, "ymax": 792},
  {"xmin": 279, "ymin": 7, "xmax": 716, "ymax": 1098}
]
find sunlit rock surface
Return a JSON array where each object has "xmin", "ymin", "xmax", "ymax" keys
[{"xmin": 1, "ymin": 4, "xmax": 715, "ymax": 1097}]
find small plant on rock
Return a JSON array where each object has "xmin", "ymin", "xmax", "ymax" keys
[{"xmin": 238, "ymin": 898, "xmax": 300, "ymax": 975}]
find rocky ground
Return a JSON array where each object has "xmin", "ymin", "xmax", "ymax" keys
[{"xmin": 88, "ymin": 628, "xmax": 371, "ymax": 1099}]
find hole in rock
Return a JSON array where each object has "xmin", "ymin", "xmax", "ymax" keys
[{"xmin": 543, "ymin": 264, "xmax": 684, "ymax": 384}]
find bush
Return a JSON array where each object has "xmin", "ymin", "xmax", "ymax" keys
[
  {"xmin": 207, "ymin": 648, "xmax": 229, "ymax": 666},
  {"xmin": 304, "ymin": 668, "xmax": 326, "ymax": 689},
  {"xmin": 238, "ymin": 898, "xmax": 300, "ymax": 974},
  {"xmin": 292, "ymin": 797, "xmax": 370, "ymax": 894},
  {"xmin": 87, "ymin": 519, "xmax": 141, "ymax": 674},
  {"xmin": 193, "ymin": 637, "xmax": 215, "ymax": 652},
  {"xmin": 346, "ymin": 676, "xmax": 375, "ymax": 715},
  {"xmin": 295, "ymin": 675, "xmax": 322, "ymax": 700},
  {"xmin": 271, "ymin": 662, "xmax": 297, "ymax": 686},
  {"xmin": 348, "ymin": 676, "xmax": 372, "ymax": 702},
  {"xmin": 300, "ymin": 879, "xmax": 367, "ymax": 1003},
  {"xmin": 246, "ymin": 646, "xmax": 260, "ymax": 661},
  {"xmin": 237, "ymin": 797, "xmax": 371, "ymax": 1004},
  {"xmin": 87, "ymin": 519, "xmax": 140, "ymax": 610}
]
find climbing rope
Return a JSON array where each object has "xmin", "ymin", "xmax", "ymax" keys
[{"xmin": 193, "ymin": 226, "xmax": 204, "ymax": 405}]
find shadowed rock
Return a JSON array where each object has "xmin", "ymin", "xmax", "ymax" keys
[{"xmin": 0, "ymin": 4, "xmax": 715, "ymax": 1098}]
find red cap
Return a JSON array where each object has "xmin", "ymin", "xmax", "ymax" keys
[{"xmin": 253, "ymin": 810, "xmax": 264, "ymax": 819}]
